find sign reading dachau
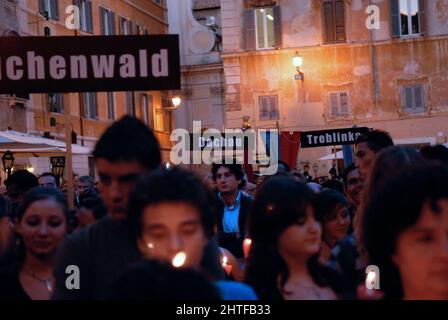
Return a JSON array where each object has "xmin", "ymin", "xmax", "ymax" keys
[
  {"xmin": 300, "ymin": 127, "xmax": 369, "ymax": 148},
  {"xmin": 0, "ymin": 35, "xmax": 180, "ymax": 93}
]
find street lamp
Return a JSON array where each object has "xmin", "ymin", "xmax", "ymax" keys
[
  {"xmin": 171, "ymin": 96, "xmax": 182, "ymax": 108},
  {"xmin": 2, "ymin": 151, "xmax": 15, "ymax": 179},
  {"xmin": 293, "ymin": 51, "xmax": 304, "ymax": 82},
  {"xmin": 50, "ymin": 157, "xmax": 66, "ymax": 182}
]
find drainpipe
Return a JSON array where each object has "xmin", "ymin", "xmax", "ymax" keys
[{"xmin": 368, "ymin": 0, "xmax": 380, "ymax": 116}]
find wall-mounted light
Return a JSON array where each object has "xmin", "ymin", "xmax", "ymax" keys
[
  {"xmin": 293, "ymin": 51, "xmax": 304, "ymax": 82},
  {"xmin": 171, "ymin": 96, "xmax": 182, "ymax": 108},
  {"xmin": 2, "ymin": 150, "xmax": 15, "ymax": 179}
]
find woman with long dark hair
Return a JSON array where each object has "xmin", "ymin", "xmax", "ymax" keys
[
  {"xmin": 0, "ymin": 187, "xmax": 70, "ymax": 300},
  {"xmin": 363, "ymin": 164, "xmax": 448, "ymax": 300},
  {"xmin": 245, "ymin": 176, "xmax": 345, "ymax": 300}
]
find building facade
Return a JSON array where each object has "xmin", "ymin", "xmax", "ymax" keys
[
  {"xmin": 221, "ymin": 0, "xmax": 448, "ymax": 176},
  {"xmin": 1, "ymin": 0, "xmax": 173, "ymax": 180},
  {"xmin": 167, "ymin": 0, "xmax": 225, "ymax": 176}
]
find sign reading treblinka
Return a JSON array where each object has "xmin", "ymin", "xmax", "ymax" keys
[
  {"xmin": 0, "ymin": 35, "xmax": 180, "ymax": 93},
  {"xmin": 300, "ymin": 127, "xmax": 369, "ymax": 148}
]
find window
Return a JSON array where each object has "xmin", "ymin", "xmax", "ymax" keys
[
  {"xmin": 323, "ymin": 0, "xmax": 346, "ymax": 43},
  {"xmin": 76, "ymin": 0, "xmax": 93, "ymax": 33},
  {"xmin": 259, "ymin": 95, "xmax": 279, "ymax": 121},
  {"xmin": 140, "ymin": 94, "xmax": 153, "ymax": 127},
  {"xmin": 82, "ymin": 92, "xmax": 98, "ymax": 119},
  {"xmin": 106, "ymin": 92, "xmax": 115, "ymax": 120},
  {"xmin": 136, "ymin": 24, "xmax": 148, "ymax": 35},
  {"xmin": 403, "ymin": 85, "xmax": 424, "ymax": 113},
  {"xmin": 39, "ymin": 0, "xmax": 59, "ymax": 20},
  {"xmin": 391, "ymin": 0, "xmax": 425, "ymax": 37},
  {"xmin": 100, "ymin": 7, "xmax": 115, "ymax": 35},
  {"xmin": 125, "ymin": 91, "xmax": 135, "ymax": 116},
  {"xmin": 256, "ymin": 8, "xmax": 275, "ymax": 49},
  {"xmin": 243, "ymin": 6, "xmax": 282, "ymax": 50},
  {"xmin": 328, "ymin": 91, "xmax": 350, "ymax": 117},
  {"xmin": 119, "ymin": 16, "xmax": 133, "ymax": 35},
  {"xmin": 49, "ymin": 93, "xmax": 63, "ymax": 113}
]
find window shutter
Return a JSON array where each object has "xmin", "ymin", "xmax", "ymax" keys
[
  {"xmin": 323, "ymin": 2, "xmax": 335, "ymax": 43},
  {"xmin": 404, "ymin": 87, "xmax": 414, "ymax": 111},
  {"xmin": 418, "ymin": 0, "xmax": 426, "ymax": 36},
  {"xmin": 99, "ymin": 7, "xmax": 105, "ymax": 35},
  {"xmin": 93, "ymin": 93, "xmax": 98, "ymax": 118},
  {"xmin": 334, "ymin": 1, "xmax": 346, "ymax": 42},
  {"xmin": 329, "ymin": 92, "xmax": 339, "ymax": 116},
  {"xmin": 414, "ymin": 85, "xmax": 424, "ymax": 110},
  {"xmin": 128, "ymin": 21, "xmax": 133, "ymax": 35},
  {"xmin": 109, "ymin": 11, "xmax": 116, "ymax": 35},
  {"xmin": 390, "ymin": 0, "xmax": 400, "ymax": 38},
  {"xmin": 86, "ymin": 1, "xmax": 93, "ymax": 32},
  {"xmin": 148, "ymin": 95, "xmax": 154, "ymax": 127},
  {"xmin": 39, "ymin": 0, "xmax": 46, "ymax": 14},
  {"xmin": 273, "ymin": 6, "xmax": 282, "ymax": 48},
  {"xmin": 259, "ymin": 97, "xmax": 268, "ymax": 120},
  {"xmin": 340, "ymin": 92, "xmax": 349, "ymax": 114},
  {"xmin": 119, "ymin": 17, "xmax": 124, "ymax": 35},
  {"xmin": 244, "ymin": 9, "xmax": 256, "ymax": 51},
  {"xmin": 53, "ymin": 0, "xmax": 59, "ymax": 20},
  {"xmin": 269, "ymin": 96, "xmax": 278, "ymax": 119}
]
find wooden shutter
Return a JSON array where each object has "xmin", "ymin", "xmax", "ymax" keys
[
  {"xmin": 390, "ymin": 0, "xmax": 400, "ymax": 38},
  {"xmin": 39, "ymin": 0, "xmax": 46, "ymax": 15},
  {"xmin": 414, "ymin": 85, "xmax": 424, "ymax": 110},
  {"xmin": 404, "ymin": 86, "xmax": 414, "ymax": 111},
  {"xmin": 329, "ymin": 92, "xmax": 339, "ymax": 116},
  {"xmin": 334, "ymin": 1, "xmax": 346, "ymax": 42},
  {"xmin": 93, "ymin": 93, "xmax": 98, "ymax": 118},
  {"xmin": 109, "ymin": 11, "xmax": 116, "ymax": 35},
  {"xmin": 323, "ymin": 2, "xmax": 335, "ymax": 43},
  {"xmin": 244, "ymin": 9, "xmax": 256, "ymax": 50},
  {"xmin": 418, "ymin": 0, "xmax": 426, "ymax": 36},
  {"xmin": 52, "ymin": 0, "xmax": 59, "ymax": 20},
  {"xmin": 86, "ymin": 1, "xmax": 93, "ymax": 32},
  {"xmin": 273, "ymin": 6, "xmax": 282, "ymax": 48},
  {"xmin": 99, "ymin": 7, "xmax": 105, "ymax": 35},
  {"xmin": 259, "ymin": 96, "xmax": 269, "ymax": 120},
  {"xmin": 119, "ymin": 17, "xmax": 125, "ymax": 35},
  {"xmin": 128, "ymin": 21, "xmax": 133, "ymax": 35},
  {"xmin": 340, "ymin": 92, "xmax": 349, "ymax": 114}
]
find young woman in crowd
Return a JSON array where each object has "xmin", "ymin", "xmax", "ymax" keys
[
  {"xmin": 363, "ymin": 164, "xmax": 448, "ymax": 300},
  {"xmin": 0, "ymin": 187, "xmax": 69, "ymax": 300},
  {"xmin": 125, "ymin": 167, "xmax": 257, "ymax": 299},
  {"xmin": 327, "ymin": 147, "xmax": 425, "ymax": 297},
  {"xmin": 314, "ymin": 189, "xmax": 350, "ymax": 264},
  {"xmin": 245, "ymin": 176, "xmax": 347, "ymax": 300}
]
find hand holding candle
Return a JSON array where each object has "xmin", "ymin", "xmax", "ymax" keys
[
  {"xmin": 222, "ymin": 255, "xmax": 233, "ymax": 275},
  {"xmin": 243, "ymin": 238, "xmax": 252, "ymax": 259}
]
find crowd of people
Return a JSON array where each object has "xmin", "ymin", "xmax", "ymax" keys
[{"xmin": 0, "ymin": 116, "xmax": 447, "ymax": 300}]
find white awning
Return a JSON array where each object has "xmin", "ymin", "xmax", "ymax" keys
[
  {"xmin": 318, "ymin": 150, "xmax": 344, "ymax": 161},
  {"xmin": 0, "ymin": 130, "xmax": 92, "ymax": 157}
]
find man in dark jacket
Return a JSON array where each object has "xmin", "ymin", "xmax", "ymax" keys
[{"xmin": 212, "ymin": 162, "xmax": 253, "ymax": 259}]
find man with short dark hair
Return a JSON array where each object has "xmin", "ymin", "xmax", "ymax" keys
[
  {"xmin": 4, "ymin": 170, "xmax": 38, "ymax": 218},
  {"xmin": 52, "ymin": 116, "xmax": 162, "ymax": 300},
  {"xmin": 38, "ymin": 172, "xmax": 60, "ymax": 189},
  {"xmin": 212, "ymin": 162, "xmax": 253, "ymax": 259},
  {"xmin": 354, "ymin": 130, "xmax": 394, "ymax": 183}
]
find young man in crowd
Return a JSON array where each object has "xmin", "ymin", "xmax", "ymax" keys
[
  {"xmin": 38, "ymin": 172, "xmax": 60, "ymax": 190},
  {"xmin": 212, "ymin": 162, "xmax": 253, "ymax": 259},
  {"xmin": 341, "ymin": 163, "xmax": 363, "ymax": 234},
  {"xmin": 354, "ymin": 130, "xmax": 394, "ymax": 184},
  {"xmin": 52, "ymin": 116, "xmax": 162, "ymax": 299}
]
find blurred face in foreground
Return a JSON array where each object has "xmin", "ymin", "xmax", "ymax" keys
[
  {"xmin": 138, "ymin": 202, "xmax": 208, "ymax": 270},
  {"xmin": 392, "ymin": 199, "xmax": 448, "ymax": 300},
  {"xmin": 355, "ymin": 142, "xmax": 376, "ymax": 182}
]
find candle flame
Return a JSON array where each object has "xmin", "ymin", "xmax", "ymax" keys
[
  {"xmin": 147, "ymin": 242, "xmax": 154, "ymax": 249},
  {"xmin": 172, "ymin": 251, "xmax": 186, "ymax": 268},
  {"xmin": 222, "ymin": 255, "xmax": 228, "ymax": 267},
  {"xmin": 366, "ymin": 271, "xmax": 376, "ymax": 285}
]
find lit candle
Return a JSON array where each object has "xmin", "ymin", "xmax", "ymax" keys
[
  {"xmin": 243, "ymin": 238, "xmax": 252, "ymax": 259},
  {"xmin": 147, "ymin": 242, "xmax": 154, "ymax": 249},
  {"xmin": 222, "ymin": 255, "xmax": 233, "ymax": 275},
  {"xmin": 365, "ymin": 270, "xmax": 376, "ymax": 296},
  {"xmin": 172, "ymin": 251, "xmax": 186, "ymax": 268}
]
